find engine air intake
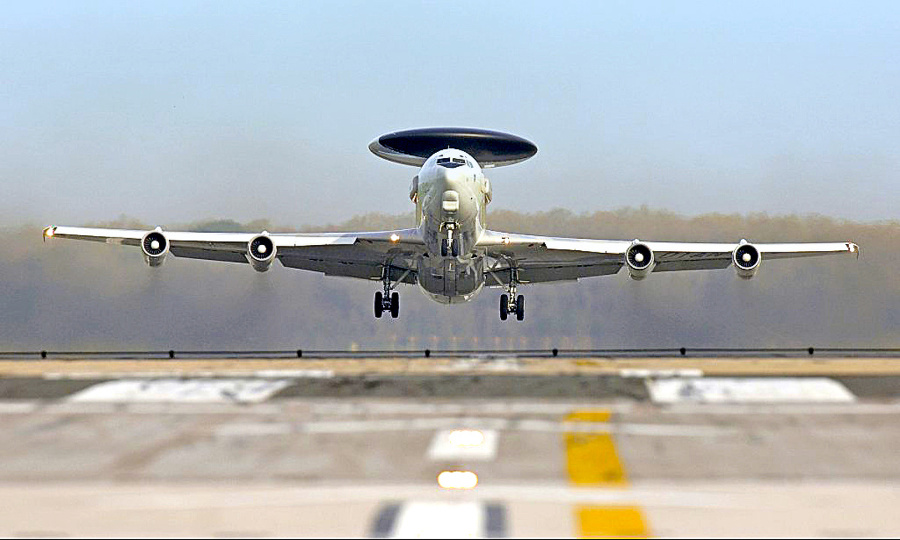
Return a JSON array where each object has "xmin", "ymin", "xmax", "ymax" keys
[
  {"xmin": 140, "ymin": 230, "xmax": 169, "ymax": 267},
  {"xmin": 625, "ymin": 242, "xmax": 655, "ymax": 280},
  {"xmin": 733, "ymin": 243, "xmax": 761, "ymax": 279},
  {"xmin": 247, "ymin": 234, "xmax": 277, "ymax": 272}
]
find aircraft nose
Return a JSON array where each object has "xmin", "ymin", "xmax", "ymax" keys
[{"xmin": 436, "ymin": 165, "xmax": 465, "ymax": 187}]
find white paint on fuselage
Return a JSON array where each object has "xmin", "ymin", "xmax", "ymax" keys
[{"xmin": 415, "ymin": 149, "xmax": 489, "ymax": 304}]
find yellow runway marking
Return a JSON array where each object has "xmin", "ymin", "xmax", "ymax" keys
[
  {"xmin": 566, "ymin": 410, "xmax": 650, "ymax": 537},
  {"xmin": 566, "ymin": 410, "xmax": 612, "ymax": 423},
  {"xmin": 565, "ymin": 410, "xmax": 627, "ymax": 486},
  {"xmin": 575, "ymin": 506, "xmax": 649, "ymax": 538}
]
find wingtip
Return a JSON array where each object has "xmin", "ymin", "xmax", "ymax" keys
[
  {"xmin": 848, "ymin": 242, "xmax": 860, "ymax": 259},
  {"xmin": 42, "ymin": 226, "xmax": 56, "ymax": 242}
]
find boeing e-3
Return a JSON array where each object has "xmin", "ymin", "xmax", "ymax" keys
[{"xmin": 43, "ymin": 128, "xmax": 859, "ymax": 320}]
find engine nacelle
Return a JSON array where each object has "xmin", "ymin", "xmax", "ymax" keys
[
  {"xmin": 141, "ymin": 229, "xmax": 169, "ymax": 267},
  {"xmin": 732, "ymin": 242, "xmax": 761, "ymax": 279},
  {"xmin": 624, "ymin": 241, "xmax": 655, "ymax": 280},
  {"xmin": 247, "ymin": 233, "xmax": 277, "ymax": 272}
]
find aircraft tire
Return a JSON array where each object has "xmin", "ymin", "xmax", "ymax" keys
[
  {"xmin": 441, "ymin": 239, "xmax": 448, "ymax": 257},
  {"xmin": 500, "ymin": 294, "xmax": 508, "ymax": 321},
  {"xmin": 516, "ymin": 295, "xmax": 525, "ymax": 321},
  {"xmin": 374, "ymin": 291, "xmax": 383, "ymax": 318},
  {"xmin": 390, "ymin": 292, "xmax": 399, "ymax": 318},
  {"xmin": 451, "ymin": 241, "xmax": 459, "ymax": 257}
]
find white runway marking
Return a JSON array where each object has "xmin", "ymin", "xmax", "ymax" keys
[
  {"xmin": 43, "ymin": 403, "xmax": 285, "ymax": 415},
  {"xmin": 98, "ymin": 483, "xmax": 757, "ymax": 511},
  {"xmin": 620, "ymin": 368, "xmax": 703, "ymax": 378},
  {"xmin": 647, "ymin": 377, "xmax": 856, "ymax": 404},
  {"xmin": 443, "ymin": 356, "xmax": 521, "ymax": 372},
  {"xmin": 310, "ymin": 401, "xmax": 634, "ymax": 416},
  {"xmin": 0, "ymin": 401, "xmax": 38, "ymax": 414},
  {"xmin": 67, "ymin": 379, "xmax": 292, "ymax": 403},
  {"xmin": 215, "ymin": 422, "xmax": 294, "ymax": 437},
  {"xmin": 427, "ymin": 429, "xmax": 499, "ymax": 461},
  {"xmin": 661, "ymin": 402, "xmax": 900, "ymax": 415},
  {"xmin": 213, "ymin": 418, "xmax": 734, "ymax": 438}
]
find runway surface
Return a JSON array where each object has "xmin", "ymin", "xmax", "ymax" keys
[{"xmin": 0, "ymin": 354, "xmax": 899, "ymax": 537}]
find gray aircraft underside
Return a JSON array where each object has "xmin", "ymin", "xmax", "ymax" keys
[{"xmin": 44, "ymin": 128, "xmax": 859, "ymax": 321}]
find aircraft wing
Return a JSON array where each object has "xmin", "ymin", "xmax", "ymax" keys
[
  {"xmin": 476, "ymin": 230, "xmax": 859, "ymax": 284},
  {"xmin": 42, "ymin": 226, "xmax": 424, "ymax": 284}
]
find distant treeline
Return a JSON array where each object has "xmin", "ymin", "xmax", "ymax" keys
[{"xmin": 1, "ymin": 208, "xmax": 896, "ymax": 350}]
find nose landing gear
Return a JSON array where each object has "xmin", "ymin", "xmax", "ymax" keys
[
  {"xmin": 440, "ymin": 222, "xmax": 460, "ymax": 258},
  {"xmin": 440, "ymin": 239, "xmax": 459, "ymax": 258}
]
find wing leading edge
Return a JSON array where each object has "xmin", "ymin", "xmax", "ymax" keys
[
  {"xmin": 42, "ymin": 226, "xmax": 424, "ymax": 284},
  {"xmin": 476, "ymin": 230, "xmax": 858, "ymax": 284}
]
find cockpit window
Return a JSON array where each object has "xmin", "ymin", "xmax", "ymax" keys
[{"xmin": 437, "ymin": 157, "xmax": 465, "ymax": 168}]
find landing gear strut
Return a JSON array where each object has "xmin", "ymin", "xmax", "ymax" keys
[
  {"xmin": 374, "ymin": 266, "xmax": 402, "ymax": 319},
  {"xmin": 499, "ymin": 269, "xmax": 525, "ymax": 321}
]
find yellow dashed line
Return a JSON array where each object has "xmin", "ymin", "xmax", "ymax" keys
[
  {"xmin": 564, "ymin": 410, "xmax": 627, "ymax": 486},
  {"xmin": 566, "ymin": 410, "xmax": 613, "ymax": 423},
  {"xmin": 575, "ymin": 505, "xmax": 649, "ymax": 538},
  {"xmin": 566, "ymin": 409, "xmax": 650, "ymax": 537}
]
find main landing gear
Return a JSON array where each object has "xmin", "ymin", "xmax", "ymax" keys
[
  {"xmin": 499, "ymin": 270, "xmax": 525, "ymax": 321},
  {"xmin": 374, "ymin": 266, "xmax": 401, "ymax": 319},
  {"xmin": 374, "ymin": 290, "xmax": 399, "ymax": 318}
]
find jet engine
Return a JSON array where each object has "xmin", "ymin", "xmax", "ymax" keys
[
  {"xmin": 247, "ymin": 234, "xmax": 277, "ymax": 272},
  {"xmin": 141, "ymin": 229, "xmax": 169, "ymax": 267},
  {"xmin": 624, "ymin": 241, "xmax": 655, "ymax": 280},
  {"xmin": 732, "ymin": 242, "xmax": 761, "ymax": 279}
]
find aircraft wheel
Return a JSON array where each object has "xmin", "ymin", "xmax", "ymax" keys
[
  {"xmin": 500, "ymin": 294, "xmax": 508, "ymax": 321},
  {"xmin": 440, "ymin": 239, "xmax": 448, "ymax": 257},
  {"xmin": 451, "ymin": 241, "xmax": 459, "ymax": 257},
  {"xmin": 516, "ymin": 295, "xmax": 525, "ymax": 321},
  {"xmin": 374, "ymin": 291, "xmax": 383, "ymax": 318},
  {"xmin": 390, "ymin": 292, "xmax": 400, "ymax": 318}
]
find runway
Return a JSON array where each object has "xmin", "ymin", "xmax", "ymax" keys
[{"xmin": 0, "ymin": 353, "xmax": 899, "ymax": 537}]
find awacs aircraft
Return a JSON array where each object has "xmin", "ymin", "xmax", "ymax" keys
[{"xmin": 43, "ymin": 128, "xmax": 859, "ymax": 321}]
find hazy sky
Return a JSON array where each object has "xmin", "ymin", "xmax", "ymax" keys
[{"xmin": 2, "ymin": 0, "xmax": 898, "ymax": 229}]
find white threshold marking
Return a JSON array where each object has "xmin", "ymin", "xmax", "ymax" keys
[
  {"xmin": 67, "ymin": 379, "xmax": 292, "ymax": 403},
  {"xmin": 427, "ymin": 429, "xmax": 499, "ymax": 461},
  {"xmin": 647, "ymin": 377, "xmax": 856, "ymax": 404}
]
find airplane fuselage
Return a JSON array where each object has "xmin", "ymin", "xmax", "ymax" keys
[{"xmin": 414, "ymin": 149, "xmax": 490, "ymax": 304}]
